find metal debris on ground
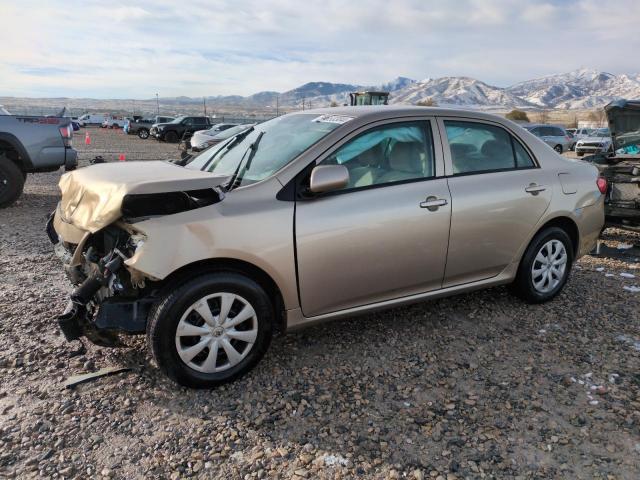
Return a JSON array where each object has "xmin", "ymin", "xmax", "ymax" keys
[{"xmin": 63, "ymin": 367, "xmax": 131, "ymax": 389}]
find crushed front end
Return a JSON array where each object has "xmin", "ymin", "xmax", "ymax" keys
[
  {"xmin": 595, "ymin": 159, "xmax": 640, "ymax": 231},
  {"xmin": 583, "ymin": 100, "xmax": 640, "ymax": 232},
  {"xmin": 48, "ymin": 160, "xmax": 227, "ymax": 346},
  {"xmin": 48, "ymin": 212, "xmax": 155, "ymax": 346}
]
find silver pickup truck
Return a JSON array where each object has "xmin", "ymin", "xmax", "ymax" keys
[{"xmin": 0, "ymin": 109, "xmax": 78, "ymax": 207}]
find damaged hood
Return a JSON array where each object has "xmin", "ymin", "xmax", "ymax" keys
[
  {"xmin": 58, "ymin": 161, "xmax": 228, "ymax": 232},
  {"xmin": 605, "ymin": 100, "xmax": 640, "ymax": 155}
]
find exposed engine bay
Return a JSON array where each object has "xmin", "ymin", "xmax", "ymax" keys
[{"xmin": 48, "ymin": 178, "xmax": 225, "ymax": 346}]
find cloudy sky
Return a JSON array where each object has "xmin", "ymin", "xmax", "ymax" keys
[{"xmin": 1, "ymin": 0, "xmax": 639, "ymax": 99}]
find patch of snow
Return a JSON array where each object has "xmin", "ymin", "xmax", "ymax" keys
[
  {"xmin": 623, "ymin": 285, "xmax": 640, "ymax": 293},
  {"xmin": 323, "ymin": 454, "xmax": 349, "ymax": 466}
]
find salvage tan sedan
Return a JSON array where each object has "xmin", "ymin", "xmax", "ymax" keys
[{"xmin": 50, "ymin": 107, "xmax": 605, "ymax": 388}]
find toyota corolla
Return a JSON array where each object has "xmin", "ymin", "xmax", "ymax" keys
[{"xmin": 49, "ymin": 107, "xmax": 605, "ymax": 388}]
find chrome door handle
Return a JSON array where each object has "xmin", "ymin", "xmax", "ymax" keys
[
  {"xmin": 525, "ymin": 184, "xmax": 546, "ymax": 195},
  {"xmin": 420, "ymin": 196, "xmax": 448, "ymax": 211}
]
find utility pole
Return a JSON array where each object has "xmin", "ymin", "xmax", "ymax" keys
[
  {"xmin": 203, "ymin": 97, "xmax": 207, "ymax": 116},
  {"xmin": 156, "ymin": 93, "xmax": 160, "ymax": 115},
  {"xmin": 276, "ymin": 95, "xmax": 279, "ymax": 117},
  {"xmin": 302, "ymin": 96, "xmax": 305, "ymax": 111}
]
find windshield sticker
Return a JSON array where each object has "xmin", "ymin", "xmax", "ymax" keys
[{"xmin": 312, "ymin": 114, "xmax": 353, "ymax": 125}]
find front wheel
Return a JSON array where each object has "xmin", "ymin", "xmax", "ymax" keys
[
  {"xmin": 553, "ymin": 144, "xmax": 563, "ymax": 154},
  {"xmin": 510, "ymin": 227, "xmax": 573, "ymax": 304},
  {"xmin": 164, "ymin": 131, "xmax": 179, "ymax": 143},
  {"xmin": 138, "ymin": 128, "xmax": 149, "ymax": 139},
  {"xmin": 147, "ymin": 272, "xmax": 273, "ymax": 388},
  {"xmin": 576, "ymin": 151, "xmax": 584, "ymax": 157}
]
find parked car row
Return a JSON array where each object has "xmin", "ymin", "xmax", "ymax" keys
[{"xmin": 125, "ymin": 116, "xmax": 175, "ymax": 139}]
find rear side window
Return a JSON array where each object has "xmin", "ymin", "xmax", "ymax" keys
[
  {"xmin": 551, "ymin": 127, "xmax": 565, "ymax": 136},
  {"xmin": 444, "ymin": 120, "xmax": 535, "ymax": 174}
]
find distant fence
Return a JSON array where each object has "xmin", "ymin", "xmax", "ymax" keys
[{"xmin": 1, "ymin": 104, "xmax": 281, "ymax": 124}]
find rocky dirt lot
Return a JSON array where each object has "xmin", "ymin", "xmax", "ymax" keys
[{"xmin": 1, "ymin": 128, "xmax": 639, "ymax": 479}]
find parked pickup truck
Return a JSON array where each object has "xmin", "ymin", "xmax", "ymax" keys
[
  {"xmin": 150, "ymin": 116, "xmax": 212, "ymax": 143},
  {"xmin": 126, "ymin": 116, "xmax": 175, "ymax": 139},
  {"xmin": 0, "ymin": 114, "xmax": 77, "ymax": 207}
]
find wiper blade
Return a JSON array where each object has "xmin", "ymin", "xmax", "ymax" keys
[
  {"xmin": 227, "ymin": 131, "xmax": 265, "ymax": 191},
  {"xmin": 202, "ymin": 126, "xmax": 255, "ymax": 171}
]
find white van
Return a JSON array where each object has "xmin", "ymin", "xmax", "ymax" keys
[
  {"xmin": 78, "ymin": 114, "xmax": 107, "ymax": 127},
  {"xmin": 101, "ymin": 117, "xmax": 126, "ymax": 129}
]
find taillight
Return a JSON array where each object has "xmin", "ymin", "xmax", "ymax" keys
[
  {"xmin": 59, "ymin": 125, "xmax": 72, "ymax": 147},
  {"xmin": 597, "ymin": 177, "xmax": 607, "ymax": 194},
  {"xmin": 59, "ymin": 125, "xmax": 72, "ymax": 138}
]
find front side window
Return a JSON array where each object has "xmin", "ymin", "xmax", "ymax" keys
[
  {"xmin": 320, "ymin": 121, "xmax": 435, "ymax": 189},
  {"xmin": 445, "ymin": 120, "xmax": 534, "ymax": 174}
]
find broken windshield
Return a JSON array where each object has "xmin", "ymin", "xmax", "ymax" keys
[{"xmin": 185, "ymin": 113, "xmax": 350, "ymax": 187}]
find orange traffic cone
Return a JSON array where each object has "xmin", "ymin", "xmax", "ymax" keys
[
  {"xmin": 84, "ymin": 132, "xmax": 91, "ymax": 145},
  {"xmin": 118, "ymin": 153, "xmax": 126, "ymax": 162}
]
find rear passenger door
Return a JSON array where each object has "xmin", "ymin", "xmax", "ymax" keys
[
  {"xmin": 295, "ymin": 118, "xmax": 451, "ymax": 317},
  {"xmin": 438, "ymin": 118, "xmax": 552, "ymax": 287}
]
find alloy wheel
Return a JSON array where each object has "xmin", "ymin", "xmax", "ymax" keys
[
  {"xmin": 174, "ymin": 292, "xmax": 258, "ymax": 373},
  {"xmin": 531, "ymin": 239, "xmax": 567, "ymax": 293}
]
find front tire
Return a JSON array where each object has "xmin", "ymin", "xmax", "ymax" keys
[
  {"xmin": 138, "ymin": 128, "xmax": 149, "ymax": 139},
  {"xmin": 553, "ymin": 144, "xmax": 563, "ymax": 154},
  {"xmin": 511, "ymin": 227, "xmax": 573, "ymax": 304},
  {"xmin": 0, "ymin": 154, "xmax": 25, "ymax": 208},
  {"xmin": 165, "ymin": 131, "xmax": 179, "ymax": 143},
  {"xmin": 147, "ymin": 272, "xmax": 273, "ymax": 388}
]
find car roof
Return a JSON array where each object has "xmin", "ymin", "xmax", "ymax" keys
[
  {"xmin": 523, "ymin": 123, "xmax": 565, "ymax": 129},
  {"xmin": 300, "ymin": 105, "xmax": 512, "ymax": 122}
]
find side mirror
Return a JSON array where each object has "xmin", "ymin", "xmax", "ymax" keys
[{"xmin": 309, "ymin": 165, "xmax": 349, "ymax": 194}]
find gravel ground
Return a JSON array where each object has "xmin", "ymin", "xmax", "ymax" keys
[{"xmin": 1, "ymin": 128, "xmax": 640, "ymax": 479}]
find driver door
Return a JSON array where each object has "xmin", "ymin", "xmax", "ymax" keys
[{"xmin": 295, "ymin": 119, "xmax": 451, "ymax": 317}]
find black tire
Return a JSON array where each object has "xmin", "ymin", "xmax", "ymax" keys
[
  {"xmin": 138, "ymin": 128, "xmax": 149, "ymax": 139},
  {"xmin": 0, "ymin": 154, "xmax": 25, "ymax": 208},
  {"xmin": 511, "ymin": 227, "xmax": 574, "ymax": 304},
  {"xmin": 147, "ymin": 272, "xmax": 273, "ymax": 388},
  {"xmin": 576, "ymin": 152, "xmax": 584, "ymax": 157},
  {"xmin": 553, "ymin": 144, "xmax": 563, "ymax": 154},
  {"xmin": 164, "ymin": 131, "xmax": 179, "ymax": 143}
]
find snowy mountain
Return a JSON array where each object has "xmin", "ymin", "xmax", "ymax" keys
[
  {"xmin": 506, "ymin": 69, "xmax": 640, "ymax": 109},
  {"xmin": 390, "ymin": 76, "xmax": 535, "ymax": 109},
  {"xmin": 5, "ymin": 69, "xmax": 639, "ymax": 115}
]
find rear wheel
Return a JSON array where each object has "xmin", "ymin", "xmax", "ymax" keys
[
  {"xmin": 147, "ymin": 272, "xmax": 273, "ymax": 388},
  {"xmin": 138, "ymin": 128, "xmax": 149, "ymax": 139},
  {"xmin": 511, "ymin": 227, "xmax": 573, "ymax": 303},
  {"xmin": 0, "ymin": 153, "xmax": 25, "ymax": 208},
  {"xmin": 165, "ymin": 131, "xmax": 179, "ymax": 143}
]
